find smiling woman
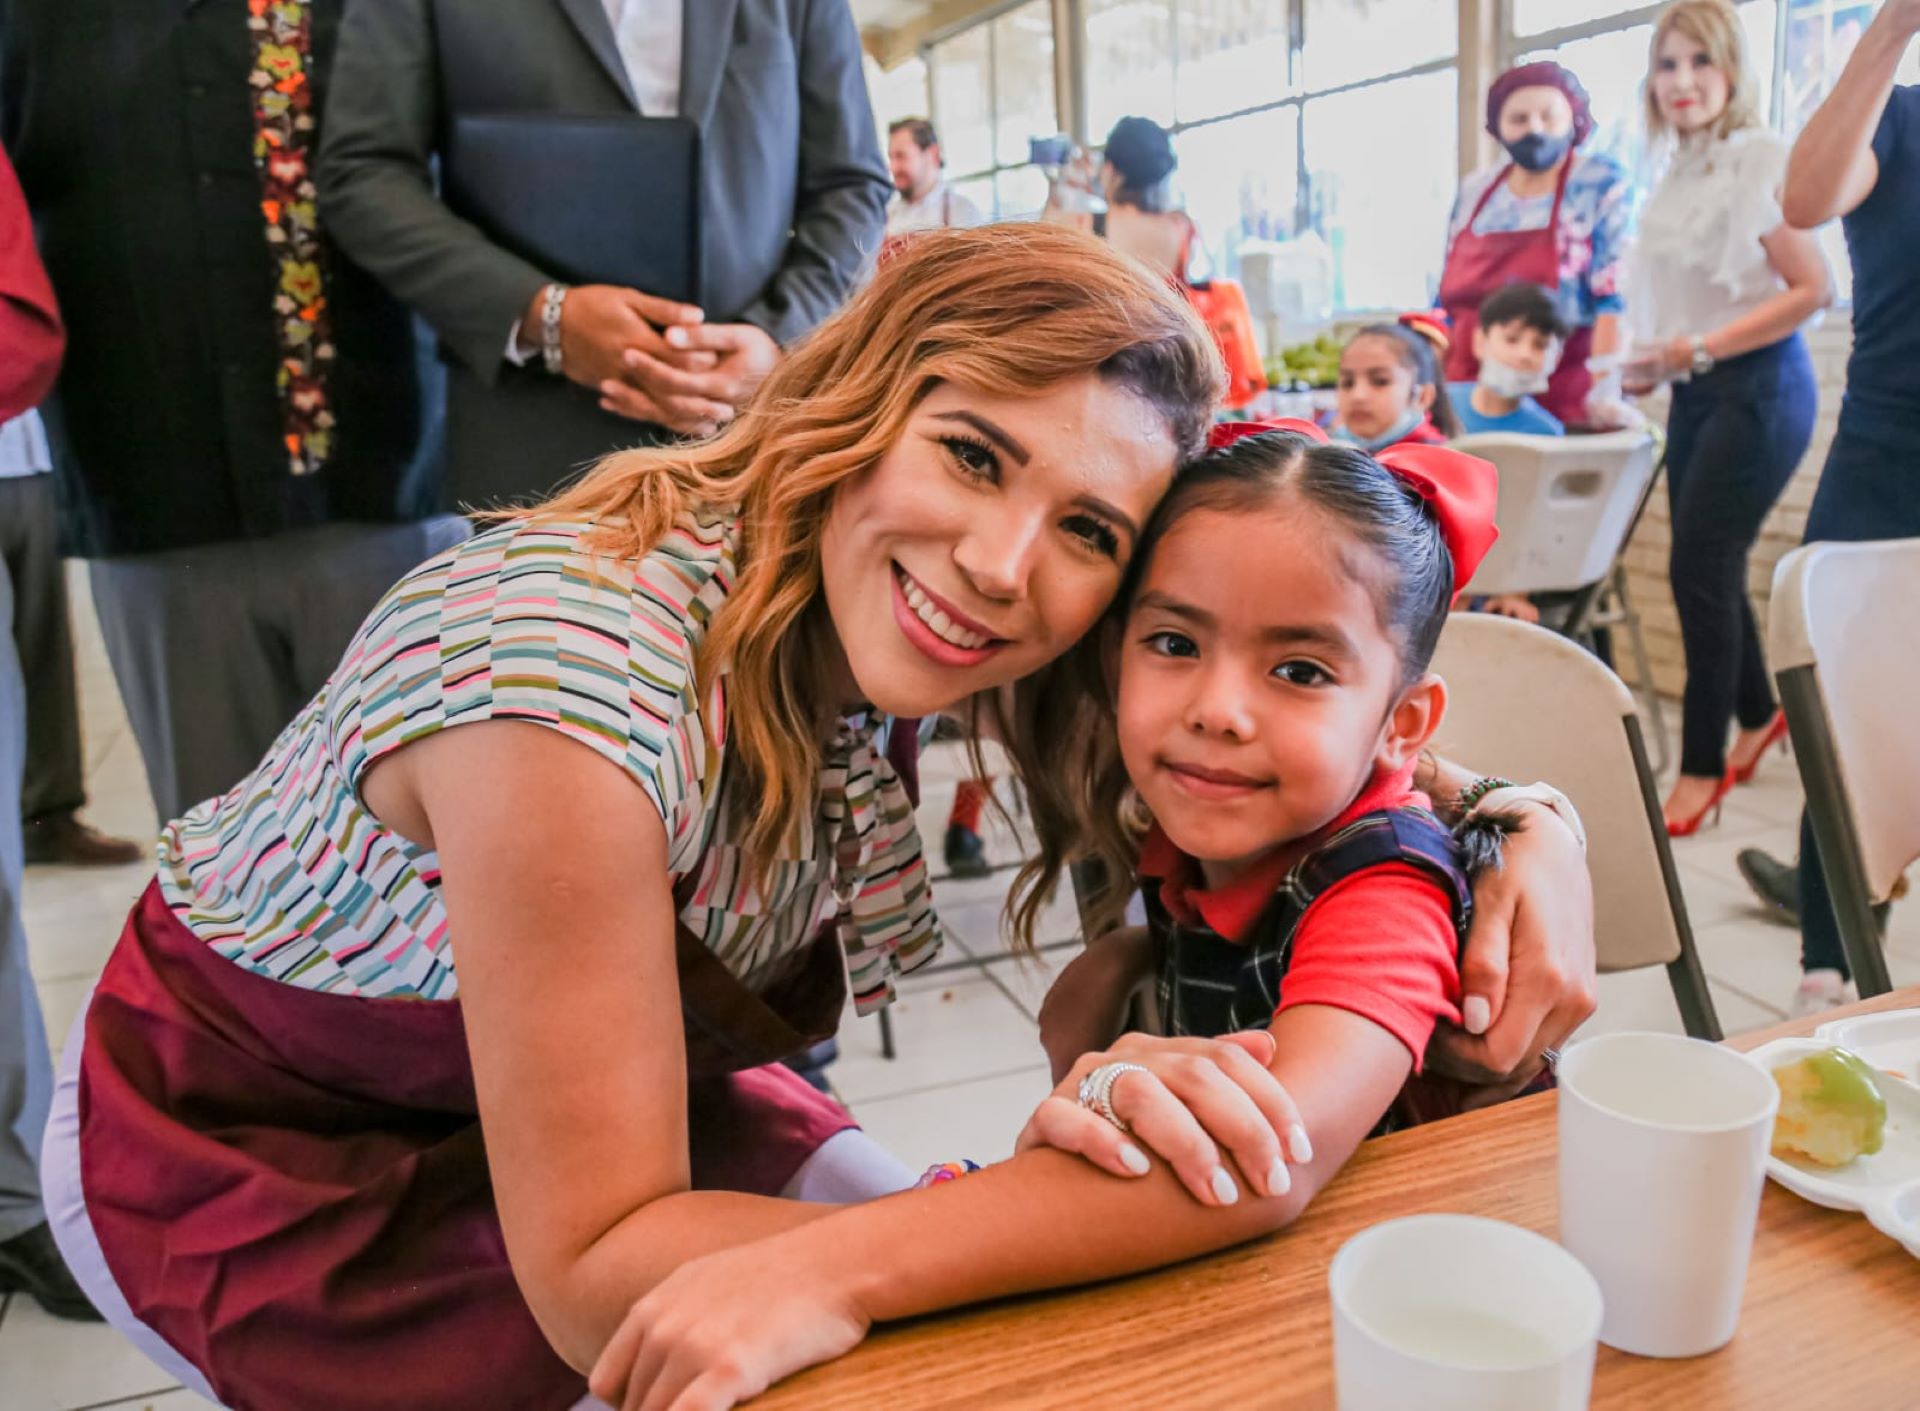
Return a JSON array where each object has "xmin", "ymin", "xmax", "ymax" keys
[{"xmin": 44, "ymin": 222, "xmax": 1595, "ymax": 1411}]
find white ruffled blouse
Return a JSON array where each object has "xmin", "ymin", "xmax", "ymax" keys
[{"xmin": 1626, "ymin": 128, "xmax": 1807, "ymax": 348}]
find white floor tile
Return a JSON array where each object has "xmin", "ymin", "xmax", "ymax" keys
[
  {"xmin": 846, "ymin": 1065, "xmax": 1054, "ymax": 1174},
  {"xmin": 830, "ymin": 979, "xmax": 1045, "ymax": 1104},
  {"xmin": 0, "ymin": 1296, "xmax": 179, "ymax": 1411}
]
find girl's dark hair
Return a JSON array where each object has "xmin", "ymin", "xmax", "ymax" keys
[
  {"xmin": 1351, "ymin": 323, "xmax": 1462, "ymax": 439},
  {"xmin": 1033, "ymin": 429, "xmax": 1457, "ymax": 940}
]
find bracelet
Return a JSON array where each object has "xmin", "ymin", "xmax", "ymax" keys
[
  {"xmin": 914, "ymin": 1159, "xmax": 981, "ymax": 1189},
  {"xmin": 1455, "ymin": 776, "xmax": 1518, "ymax": 815},
  {"xmin": 540, "ymin": 283, "xmax": 569, "ymax": 376},
  {"xmin": 1473, "ymin": 782, "xmax": 1587, "ymax": 854}
]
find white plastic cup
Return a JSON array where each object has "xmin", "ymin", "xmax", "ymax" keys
[
  {"xmin": 1329, "ymin": 1214, "xmax": 1603, "ymax": 1411},
  {"xmin": 1557, "ymin": 1031, "xmax": 1780, "ymax": 1358}
]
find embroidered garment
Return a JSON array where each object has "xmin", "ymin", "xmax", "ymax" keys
[
  {"xmin": 158, "ymin": 509, "xmax": 941, "ymax": 1013},
  {"xmin": 246, "ymin": 0, "xmax": 334, "ymax": 476}
]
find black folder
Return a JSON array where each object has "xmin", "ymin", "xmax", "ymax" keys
[{"xmin": 443, "ymin": 113, "xmax": 702, "ymax": 305}]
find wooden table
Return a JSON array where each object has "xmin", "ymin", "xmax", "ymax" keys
[{"xmin": 760, "ymin": 989, "xmax": 1920, "ymax": 1409}]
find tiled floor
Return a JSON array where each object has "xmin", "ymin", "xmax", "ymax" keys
[{"xmin": 9, "ymin": 572, "xmax": 1920, "ymax": 1408}]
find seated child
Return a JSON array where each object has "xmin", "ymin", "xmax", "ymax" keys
[
  {"xmin": 1448, "ymin": 282, "xmax": 1568, "ymax": 437},
  {"xmin": 1332, "ymin": 312, "xmax": 1460, "ymax": 451},
  {"xmin": 1040, "ymin": 421, "xmax": 1506, "ymax": 1150}
]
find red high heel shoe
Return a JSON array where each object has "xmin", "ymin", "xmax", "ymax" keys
[
  {"xmin": 1727, "ymin": 710, "xmax": 1790, "ymax": 786},
  {"xmin": 1666, "ymin": 774, "xmax": 1736, "ymax": 838}
]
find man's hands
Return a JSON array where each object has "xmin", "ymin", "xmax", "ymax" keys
[
  {"xmin": 518, "ymin": 284, "xmax": 782, "ymax": 437},
  {"xmin": 602, "ymin": 321, "xmax": 781, "ymax": 435}
]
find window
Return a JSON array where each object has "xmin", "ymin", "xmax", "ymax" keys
[
  {"xmin": 1082, "ymin": 0, "xmax": 1458, "ymax": 313},
  {"xmin": 1174, "ymin": 0, "xmax": 1294, "ymax": 125},
  {"xmin": 1303, "ymin": 69, "xmax": 1459, "ymax": 310},
  {"xmin": 1301, "ymin": 0, "xmax": 1455, "ymax": 92},
  {"xmin": 1511, "ymin": 0, "xmax": 1645, "ymax": 39},
  {"xmin": 925, "ymin": 0, "xmax": 1060, "ymax": 220},
  {"xmin": 865, "ymin": 54, "xmax": 930, "ymax": 142},
  {"xmin": 1084, "ymin": 0, "xmax": 1177, "ymax": 138}
]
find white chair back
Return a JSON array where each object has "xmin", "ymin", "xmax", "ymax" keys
[
  {"xmin": 1768, "ymin": 539, "xmax": 1920, "ymax": 903},
  {"xmin": 1453, "ymin": 430, "xmax": 1659, "ymax": 597},
  {"xmin": 1429, "ymin": 614, "xmax": 1684, "ymax": 976}
]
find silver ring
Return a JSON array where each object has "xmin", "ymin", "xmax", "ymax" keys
[
  {"xmin": 1540, "ymin": 1046, "xmax": 1563, "ymax": 1073},
  {"xmin": 1077, "ymin": 1061, "xmax": 1150, "ymax": 1133}
]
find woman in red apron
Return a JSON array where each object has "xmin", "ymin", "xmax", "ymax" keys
[
  {"xmin": 1439, "ymin": 61, "xmax": 1634, "ymax": 430},
  {"xmin": 42, "ymin": 228, "xmax": 1599, "ymax": 1411}
]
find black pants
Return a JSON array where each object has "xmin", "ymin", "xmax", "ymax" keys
[
  {"xmin": 1665, "ymin": 335, "xmax": 1817, "ymax": 778},
  {"xmin": 0, "ymin": 474, "xmax": 85, "ymax": 824},
  {"xmin": 1796, "ymin": 416, "xmax": 1920, "ymax": 975}
]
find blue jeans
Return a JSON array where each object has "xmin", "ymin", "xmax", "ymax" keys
[
  {"xmin": 1797, "ymin": 415, "xmax": 1920, "ymax": 975},
  {"xmin": 1664, "ymin": 335, "xmax": 1817, "ymax": 777}
]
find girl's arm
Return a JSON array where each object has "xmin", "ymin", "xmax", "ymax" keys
[
  {"xmin": 1782, "ymin": 0, "xmax": 1917, "ymax": 228},
  {"xmin": 590, "ymin": 1005, "xmax": 1412, "ymax": 1410},
  {"xmin": 374, "ymin": 720, "xmax": 1306, "ymax": 1378}
]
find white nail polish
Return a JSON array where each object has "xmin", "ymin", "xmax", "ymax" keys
[
  {"xmin": 1463, "ymin": 995, "xmax": 1492, "ymax": 1035},
  {"xmin": 1266, "ymin": 1160, "xmax": 1292, "ymax": 1198},
  {"xmin": 1210, "ymin": 1167, "xmax": 1239, "ymax": 1205},
  {"xmin": 1288, "ymin": 1125, "xmax": 1314, "ymax": 1165},
  {"xmin": 1119, "ymin": 1144, "xmax": 1150, "ymax": 1175}
]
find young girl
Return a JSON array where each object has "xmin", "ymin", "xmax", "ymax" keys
[
  {"xmin": 1040, "ymin": 420, "xmax": 1506, "ymax": 1151},
  {"xmin": 1333, "ymin": 312, "xmax": 1462, "ymax": 450}
]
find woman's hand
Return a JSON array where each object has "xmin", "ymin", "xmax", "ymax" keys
[
  {"xmin": 1428, "ymin": 802, "xmax": 1596, "ymax": 1108},
  {"xmin": 1038, "ymin": 926, "xmax": 1154, "ymax": 1083},
  {"xmin": 588, "ymin": 1240, "xmax": 870, "ymax": 1411},
  {"xmin": 1017, "ymin": 1031, "xmax": 1311, "ymax": 1205}
]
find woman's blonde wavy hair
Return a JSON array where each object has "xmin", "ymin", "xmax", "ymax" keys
[
  {"xmin": 1644, "ymin": 0, "xmax": 1763, "ymax": 141},
  {"xmin": 530, "ymin": 223, "xmax": 1223, "ymax": 947}
]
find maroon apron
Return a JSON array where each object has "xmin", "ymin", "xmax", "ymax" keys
[
  {"xmin": 76, "ymin": 722, "xmax": 925, "ymax": 1411},
  {"xmin": 1437, "ymin": 160, "xmax": 1594, "ymax": 427}
]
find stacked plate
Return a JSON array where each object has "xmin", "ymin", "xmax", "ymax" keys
[{"xmin": 1745, "ymin": 1008, "xmax": 1920, "ymax": 1258}]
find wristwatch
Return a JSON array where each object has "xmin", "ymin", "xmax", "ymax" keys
[
  {"xmin": 1689, "ymin": 334, "xmax": 1716, "ymax": 378},
  {"xmin": 1470, "ymin": 781, "xmax": 1587, "ymax": 854}
]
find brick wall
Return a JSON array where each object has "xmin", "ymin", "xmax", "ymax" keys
[{"xmin": 1615, "ymin": 314, "xmax": 1853, "ymax": 696}]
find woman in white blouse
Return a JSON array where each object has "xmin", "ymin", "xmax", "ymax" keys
[{"xmin": 1625, "ymin": 0, "xmax": 1832, "ymax": 837}]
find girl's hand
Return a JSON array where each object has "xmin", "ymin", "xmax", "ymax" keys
[
  {"xmin": 1017, "ymin": 1031, "xmax": 1311, "ymax": 1205},
  {"xmin": 588, "ymin": 1241, "xmax": 870, "ymax": 1411},
  {"xmin": 1037, "ymin": 926, "xmax": 1154, "ymax": 1083},
  {"xmin": 1427, "ymin": 802, "xmax": 1596, "ymax": 1107}
]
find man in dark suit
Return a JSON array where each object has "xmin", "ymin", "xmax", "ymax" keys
[
  {"xmin": 0, "ymin": 0, "xmax": 471, "ymax": 825},
  {"xmin": 317, "ymin": 0, "xmax": 891, "ymax": 509}
]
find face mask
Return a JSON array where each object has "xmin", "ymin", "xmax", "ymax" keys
[
  {"xmin": 1335, "ymin": 406, "xmax": 1424, "ymax": 454},
  {"xmin": 1477, "ymin": 355, "xmax": 1549, "ymax": 400},
  {"xmin": 1503, "ymin": 131, "xmax": 1571, "ymax": 173}
]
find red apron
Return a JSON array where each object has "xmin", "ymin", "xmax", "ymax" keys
[
  {"xmin": 75, "ymin": 724, "xmax": 924, "ymax": 1411},
  {"xmin": 1437, "ymin": 161, "xmax": 1593, "ymax": 427}
]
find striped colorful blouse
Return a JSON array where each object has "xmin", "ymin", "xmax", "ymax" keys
[{"xmin": 156, "ymin": 509, "xmax": 941, "ymax": 1010}]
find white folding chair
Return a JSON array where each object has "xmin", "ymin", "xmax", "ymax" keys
[
  {"xmin": 1767, "ymin": 538, "xmax": 1920, "ymax": 998},
  {"xmin": 1429, "ymin": 613, "xmax": 1721, "ymax": 1038},
  {"xmin": 1453, "ymin": 429, "xmax": 1671, "ymax": 777}
]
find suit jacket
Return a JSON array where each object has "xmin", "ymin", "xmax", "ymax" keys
[
  {"xmin": 316, "ymin": 0, "xmax": 890, "ymax": 510},
  {"xmin": 0, "ymin": 0, "xmax": 445, "ymax": 557}
]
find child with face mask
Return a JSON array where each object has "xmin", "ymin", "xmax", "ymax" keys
[
  {"xmin": 1332, "ymin": 312, "xmax": 1461, "ymax": 452},
  {"xmin": 1448, "ymin": 282, "xmax": 1569, "ymax": 436}
]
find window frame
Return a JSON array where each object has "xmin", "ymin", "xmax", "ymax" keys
[{"xmin": 922, "ymin": 0, "xmax": 1061, "ymax": 220}]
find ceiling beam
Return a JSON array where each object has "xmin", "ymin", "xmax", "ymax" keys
[{"xmin": 862, "ymin": 0, "xmax": 1013, "ymax": 69}]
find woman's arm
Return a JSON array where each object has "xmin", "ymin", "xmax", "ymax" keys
[
  {"xmin": 590, "ymin": 1006, "xmax": 1410, "ymax": 1410},
  {"xmin": 1412, "ymin": 752, "xmax": 1597, "ymax": 1088},
  {"xmin": 1695, "ymin": 223, "xmax": 1833, "ymax": 363},
  {"xmin": 1782, "ymin": 0, "xmax": 1918, "ymax": 228},
  {"xmin": 382, "ymin": 722, "xmax": 840, "ymax": 1371}
]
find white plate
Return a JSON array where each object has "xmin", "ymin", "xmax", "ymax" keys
[
  {"xmin": 1866, "ymin": 1182, "xmax": 1920, "ymax": 1261},
  {"xmin": 1744, "ymin": 1037, "xmax": 1920, "ymax": 1222},
  {"xmin": 1814, "ymin": 1007, "xmax": 1920, "ymax": 1085}
]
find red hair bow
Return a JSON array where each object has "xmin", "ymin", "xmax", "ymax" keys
[
  {"xmin": 1204, "ymin": 418, "xmax": 1499, "ymax": 585},
  {"xmin": 1376, "ymin": 444, "xmax": 1501, "ymax": 587},
  {"xmin": 1205, "ymin": 417, "xmax": 1326, "ymax": 450}
]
